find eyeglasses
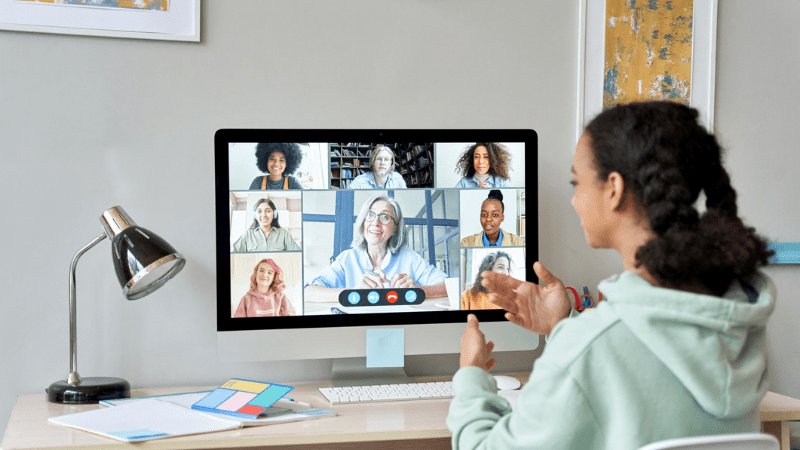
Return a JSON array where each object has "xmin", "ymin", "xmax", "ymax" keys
[
  {"xmin": 374, "ymin": 157, "xmax": 392, "ymax": 164},
  {"xmin": 365, "ymin": 211, "xmax": 396, "ymax": 225}
]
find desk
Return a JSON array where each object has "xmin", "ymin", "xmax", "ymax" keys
[
  {"xmin": 1, "ymin": 374, "xmax": 468, "ymax": 450},
  {"xmin": 760, "ymin": 391, "xmax": 800, "ymax": 450},
  {"xmin": 3, "ymin": 379, "xmax": 796, "ymax": 450}
]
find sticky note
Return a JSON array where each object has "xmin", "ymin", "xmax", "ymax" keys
[{"xmin": 366, "ymin": 328, "xmax": 404, "ymax": 368}]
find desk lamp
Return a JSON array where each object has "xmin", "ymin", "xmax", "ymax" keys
[{"xmin": 46, "ymin": 206, "xmax": 185, "ymax": 403}]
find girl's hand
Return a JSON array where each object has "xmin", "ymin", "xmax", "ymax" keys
[
  {"xmin": 482, "ymin": 261, "xmax": 571, "ymax": 335},
  {"xmin": 460, "ymin": 314, "xmax": 496, "ymax": 371}
]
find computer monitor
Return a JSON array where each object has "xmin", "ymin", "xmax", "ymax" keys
[{"xmin": 215, "ymin": 130, "xmax": 539, "ymax": 384}]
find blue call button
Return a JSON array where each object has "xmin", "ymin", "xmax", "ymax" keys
[
  {"xmin": 347, "ymin": 292, "xmax": 361, "ymax": 305},
  {"xmin": 367, "ymin": 291, "xmax": 380, "ymax": 304},
  {"xmin": 404, "ymin": 290, "xmax": 417, "ymax": 303}
]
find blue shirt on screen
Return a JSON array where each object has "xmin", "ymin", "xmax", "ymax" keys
[
  {"xmin": 482, "ymin": 229, "xmax": 504, "ymax": 247},
  {"xmin": 349, "ymin": 171, "xmax": 407, "ymax": 189},
  {"xmin": 311, "ymin": 246, "xmax": 446, "ymax": 288},
  {"xmin": 455, "ymin": 175, "xmax": 510, "ymax": 188}
]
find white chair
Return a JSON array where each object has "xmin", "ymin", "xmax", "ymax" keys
[{"xmin": 637, "ymin": 433, "xmax": 779, "ymax": 450}]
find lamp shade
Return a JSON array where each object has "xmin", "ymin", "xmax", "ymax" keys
[{"xmin": 101, "ymin": 206, "xmax": 185, "ymax": 300}]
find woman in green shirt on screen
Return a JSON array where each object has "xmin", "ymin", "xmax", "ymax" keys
[
  {"xmin": 232, "ymin": 198, "xmax": 300, "ymax": 252},
  {"xmin": 447, "ymin": 101, "xmax": 776, "ymax": 450}
]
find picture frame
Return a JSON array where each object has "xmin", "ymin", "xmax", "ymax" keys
[
  {"xmin": 576, "ymin": 0, "xmax": 718, "ymax": 141},
  {"xmin": 0, "ymin": 0, "xmax": 200, "ymax": 42}
]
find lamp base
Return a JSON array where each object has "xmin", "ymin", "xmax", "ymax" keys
[{"xmin": 47, "ymin": 377, "xmax": 130, "ymax": 404}]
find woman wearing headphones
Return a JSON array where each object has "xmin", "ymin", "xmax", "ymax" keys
[{"xmin": 232, "ymin": 198, "xmax": 300, "ymax": 252}]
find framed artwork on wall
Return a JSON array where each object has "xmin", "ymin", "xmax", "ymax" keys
[
  {"xmin": 0, "ymin": 0, "xmax": 200, "ymax": 42},
  {"xmin": 576, "ymin": 0, "xmax": 718, "ymax": 141}
]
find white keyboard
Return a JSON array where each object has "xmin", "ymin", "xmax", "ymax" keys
[{"xmin": 319, "ymin": 381, "xmax": 455, "ymax": 404}]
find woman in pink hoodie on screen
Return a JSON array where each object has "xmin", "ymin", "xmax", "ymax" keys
[{"xmin": 233, "ymin": 258, "xmax": 295, "ymax": 317}]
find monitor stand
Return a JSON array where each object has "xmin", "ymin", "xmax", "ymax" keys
[{"xmin": 331, "ymin": 357, "xmax": 412, "ymax": 387}]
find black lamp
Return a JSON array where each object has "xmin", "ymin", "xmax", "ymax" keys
[{"xmin": 46, "ymin": 206, "xmax": 185, "ymax": 403}]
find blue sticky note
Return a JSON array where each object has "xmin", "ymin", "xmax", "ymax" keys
[
  {"xmin": 366, "ymin": 328, "xmax": 404, "ymax": 368},
  {"xmin": 192, "ymin": 388, "xmax": 236, "ymax": 409}
]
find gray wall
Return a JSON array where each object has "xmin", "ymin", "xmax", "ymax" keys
[{"xmin": 1, "ymin": 0, "xmax": 798, "ymax": 439}]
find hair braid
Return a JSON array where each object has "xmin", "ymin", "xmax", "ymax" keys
[{"xmin": 586, "ymin": 101, "xmax": 773, "ymax": 295}]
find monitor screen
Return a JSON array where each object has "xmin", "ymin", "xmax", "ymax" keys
[{"xmin": 215, "ymin": 130, "xmax": 538, "ymax": 364}]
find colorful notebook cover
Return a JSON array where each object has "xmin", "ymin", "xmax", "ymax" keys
[{"xmin": 191, "ymin": 378, "xmax": 294, "ymax": 420}]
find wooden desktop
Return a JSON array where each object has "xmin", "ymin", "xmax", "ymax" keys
[
  {"xmin": 4, "ymin": 375, "xmax": 799, "ymax": 450},
  {"xmin": 1, "ymin": 374, "xmax": 460, "ymax": 450}
]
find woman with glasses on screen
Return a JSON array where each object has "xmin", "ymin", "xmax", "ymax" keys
[
  {"xmin": 233, "ymin": 258, "xmax": 295, "ymax": 317},
  {"xmin": 460, "ymin": 251, "xmax": 511, "ymax": 311},
  {"xmin": 349, "ymin": 145, "xmax": 408, "ymax": 189},
  {"xmin": 232, "ymin": 198, "xmax": 300, "ymax": 252},
  {"xmin": 305, "ymin": 193, "xmax": 447, "ymax": 302},
  {"xmin": 455, "ymin": 142, "xmax": 511, "ymax": 188},
  {"xmin": 447, "ymin": 101, "xmax": 776, "ymax": 450}
]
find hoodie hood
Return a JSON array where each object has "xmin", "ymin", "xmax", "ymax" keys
[{"xmin": 598, "ymin": 271, "xmax": 776, "ymax": 419}]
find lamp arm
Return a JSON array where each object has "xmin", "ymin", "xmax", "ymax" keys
[{"xmin": 66, "ymin": 232, "xmax": 107, "ymax": 385}]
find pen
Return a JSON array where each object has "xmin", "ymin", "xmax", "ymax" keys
[
  {"xmin": 365, "ymin": 270, "xmax": 391, "ymax": 288},
  {"xmin": 285, "ymin": 397, "xmax": 313, "ymax": 407}
]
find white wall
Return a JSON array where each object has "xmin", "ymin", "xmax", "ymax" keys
[
  {"xmin": 714, "ymin": 2, "xmax": 800, "ymax": 399},
  {"xmin": 1, "ymin": 0, "xmax": 798, "ymax": 439}
]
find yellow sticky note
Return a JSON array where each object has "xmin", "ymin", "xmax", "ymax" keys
[{"xmin": 220, "ymin": 379, "xmax": 268, "ymax": 394}]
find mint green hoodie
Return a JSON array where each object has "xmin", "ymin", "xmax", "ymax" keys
[{"xmin": 447, "ymin": 271, "xmax": 776, "ymax": 450}]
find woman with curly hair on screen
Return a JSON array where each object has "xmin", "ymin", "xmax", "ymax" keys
[
  {"xmin": 454, "ymin": 142, "xmax": 511, "ymax": 188},
  {"xmin": 460, "ymin": 251, "xmax": 512, "ymax": 310},
  {"xmin": 448, "ymin": 101, "xmax": 775, "ymax": 449},
  {"xmin": 249, "ymin": 142, "xmax": 304, "ymax": 190},
  {"xmin": 233, "ymin": 258, "xmax": 295, "ymax": 317}
]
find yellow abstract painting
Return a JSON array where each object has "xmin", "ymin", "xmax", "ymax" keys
[
  {"xmin": 14, "ymin": 0, "xmax": 167, "ymax": 12},
  {"xmin": 603, "ymin": 0, "xmax": 692, "ymax": 108}
]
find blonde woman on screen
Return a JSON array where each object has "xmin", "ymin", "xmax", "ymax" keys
[{"xmin": 233, "ymin": 258, "xmax": 295, "ymax": 317}]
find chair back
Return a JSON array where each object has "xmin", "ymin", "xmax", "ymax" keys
[{"xmin": 637, "ymin": 433, "xmax": 779, "ymax": 450}]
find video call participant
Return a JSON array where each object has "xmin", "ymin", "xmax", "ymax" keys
[
  {"xmin": 460, "ymin": 190, "xmax": 524, "ymax": 247},
  {"xmin": 448, "ymin": 101, "xmax": 776, "ymax": 449},
  {"xmin": 232, "ymin": 198, "xmax": 300, "ymax": 252},
  {"xmin": 249, "ymin": 142, "xmax": 304, "ymax": 190},
  {"xmin": 454, "ymin": 142, "xmax": 511, "ymax": 188},
  {"xmin": 349, "ymin": 145, "xmax": 408, "ymax": 189},
  {"xmin": 233, "ymin": 258, "xmax": 295, "ymax": 317},
  {"xmin": 305, "ymin": 193, "xmax": 447, "ymax": 302},
  {"xmin": 460, "ymin": 251, "xmax": 510, "ymax": 310}
]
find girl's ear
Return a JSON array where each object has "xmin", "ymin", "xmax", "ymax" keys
[{"xmin": 606, "ymin": 171, "xmax": 626, "ymax": 210}]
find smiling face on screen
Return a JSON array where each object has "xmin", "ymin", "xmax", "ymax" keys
[
  {"xmin": 473, "ymin": 145, "xmax": 491, "ymax": 176},
  {"xmin": 255, "ymin": 262, "xmax": 276, "ymax": 292},
  {"xmin": 362, "ymin": 200, "xmax": 397, "ymax": 249},
  {"xmin": 267, "ymin": 151, "xmax": 287, "ymax": 180},
  {"xmin": 255, "ymin": 201, "xmax": 275, "ymax": 231},
  {"xmin": 491, "ymin": 256, "xmax": 510, "ymax": 276}
]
